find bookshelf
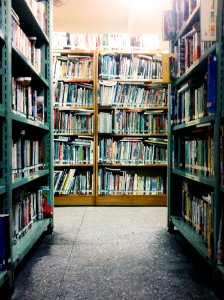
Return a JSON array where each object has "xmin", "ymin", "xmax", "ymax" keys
[
  {"xmin": 53, "ymin": 49, "xmax": 96, "ymax": 206},
  {"xmin": 167, "ymin": 0, "xmax": 224, "ymax": 280},
  {"xmin": 96, "ymin": 51, "xmax": 170, "ymax": 206},
  {"xmin": 52, "ymin": 49, "xmax": 170, "ymax": 206},
  {"xmin": 0, "ymin": 0, "xmax": 53, "ymax": 292}
]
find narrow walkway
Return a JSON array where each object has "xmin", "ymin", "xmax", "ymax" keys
[{"xmin": 11, "ymin": 207, "xmax": 220, "ymax": 299}]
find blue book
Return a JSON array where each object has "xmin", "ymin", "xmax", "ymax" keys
[
  {"xmin": 0, "ymin": 214, "xmax": 11, "ymax": 270},
  {"xmin": 207, "ymin": 53, "xmax": 217, "ymax": 114}
]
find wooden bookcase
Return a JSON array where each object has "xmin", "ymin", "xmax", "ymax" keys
[
  {"xmin": 53, "ymin": 49, "xmax": 170, "ymax": 206},
  {"xmin": 96, "ymin": 50, "xmax": 170, "ymax": 206},
  {"xmin": 0, "ymin": 0, "xmax": 53, "ymax": 292},
  {"xmin": 167, "ymin": 0, "xmax": 224, "ymax": 281},
  {"xmin": 53, "ymin": 50, "xmax": 96, "ymax": 206}
]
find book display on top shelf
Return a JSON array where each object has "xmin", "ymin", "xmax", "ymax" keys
[
  {"xmin": 53, "ymin": 32, "xmax": 160, "ymax": 51},
  {"xmin": 96, "ymin": 51, "xmax": 170, "ymax": 206},
  {"xmin": 0, "ymin": 0, "xmax": 53, "ymax": 292},
  {"xmin": 53, "ymin": 50, "xmax": 96, "ymax": 206},
  {"xmin": 166, "ymin": 0, "xmax": 224, "ymax": 279}
]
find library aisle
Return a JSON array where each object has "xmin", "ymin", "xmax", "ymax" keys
[{"xmin": 10, "ymin": 207, "xmax": 220, "ymax": 300}]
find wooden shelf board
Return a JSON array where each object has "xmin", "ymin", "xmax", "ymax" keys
[
  {"xmin": 98, "ymin": 163, "xmax": 167, "ymax": 167},
  {"xmin": 54, "ymin": 132, "xmax": 93, "ymax": 136},
  {"xmin": 54, "ymin": 78, "xmax": 94, "ymax": 82},
  {"xmin": 98, "ymin": 106, "xmax": 168, "ymax": 111},
  {"xmin": 54, "ymin": 164, "xmax": 94, "ymax": 167},
  {"xmin": 96, "ymin": 194, "xmax": 167, "ymax": 206},
  {"xmin": 98, "ymin": 133, "xmax": 167, "ymax": 137},
  {"xmin": 54, "ymin": 194, "xmax": 95, "ymax": 206},
  {"xmin": 57, "ymin": 106, "xmax": 94, "ymax": 111},
  {"xmin": 12, "ymin": 219, "xmax": 51, "ymax": 268},
  {"xmin": 54, "ymin": 49, "xmax": 95, "ymax": 55}
]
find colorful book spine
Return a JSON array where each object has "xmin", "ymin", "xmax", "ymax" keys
[
  {"xmin": 98, "ymin": 54, "xmax": 162, "ymax": 80},
  {"xmin": 98, "ymin": 81, "xmax": 168, "ymax": 107},
  {"xmin": 54, "ymin": 137, "xmax": 93, "ymax": 164},
  {"xmin": 12, "ymin": 138, "xmax": 44, "ymax": 180},
  {"xmin": 98, "ymin": 168, "xmax": 165, "ymax": 195},
  {"xmin": 54, "ymin": 169, "xmax": 93, "ymax": 195},
  {"xmin": 53, "ymin": 109, "xmax": 94, "ymax": 134},
  {"xmin": 54, "ymin": 82, "xmax": 94, "ymax": 107},
  {"xmin": 53, "ymin": 56, "xmax": 94, "ymax": 79},
  {"xmin": 98, "ymin": 137, "xmax": 167, "ymax": 164}
]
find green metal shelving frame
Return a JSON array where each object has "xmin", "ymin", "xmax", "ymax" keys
[
  {"xmin": 0, "ymin": 0, "xmax": 53, "ymax": 292},
  {"xmin": 168, "ymin": 0, "xmax": 224, "ymax": 282}
]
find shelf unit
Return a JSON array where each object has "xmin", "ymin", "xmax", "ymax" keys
[
  {"xmin": 96, "ymin": 50, "xmax": 170, "ymax": 206},
  {"xmin": 0, "ymin": 0, "xmax": 53, "ymax": 292},
  {"xmin": 167, "ymin": 0, "xmax": 224, "ymax": 281},
  {"xmin": 53, "ymin": 49, "xmax": 96, "ymax": 206},
  {"xmin": 52, "ymin": 49, "xmax": 170, "ymax": 206}
]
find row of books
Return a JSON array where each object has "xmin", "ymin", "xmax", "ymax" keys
[
  {"xmin": 53, "ymin": 55, "xmax": 94, "ymax": 79},
  {"xmin": 174, "ymin": 131, "xmax": 214, "ymax": 177},
  {"xmin": 12, "ymin": 77, "xmax": 44, "ymax": 122},
  {"xmin": 53, "ymin": 32, "xmax": 160, "ymax": 51},
  {"xmin": 98, "ymin": 110, "xmax": 168, "ymax": 134},
  {"xmin": 12, "ymin": 137, "xmax": 44, "ymax": 180},
  {"xmin": 12, "ymin": 189, "xmax": 46, "ymax": 243},
  {"xmin": 54, "ymin": 169, "xmax": 93, "ymax": 195},
  {"xmin": 12, "ymin": 9, "xmax": 42, "ymax": 73},
  {"xmin": 181, "ymin": 180, "xmax": 213, "ymax": 256},
  {"xmin": 98, "ymin": 137, "xmax": 167, "ymax": 164},
  {"xmin": 53, "ymin": 109, "xmax": 94, "ymax": 134},
  {"xmin": 54, "ymin": 81, "xmax": 94, "ymax": 107},
  {"xmin": 173, "ymin": 33, "xmax": 215, "ymax": 78},
  {"xmin": 183, "ymin": 24, "xmax": 201, "ymax": 69},
  {"xmin": 98, "ymin": 81, "xmax": 168, "ymax": 107},
  {"xmin": 98, "ymin": 54, "xmax": 163, "ymax": 80},
  {"xmin": 54, "ymin": 137, "xmax": 94, "ymax": 164},
  {"xmin": 98, "ymin": 168, "xmax": 165, "ymax": 195},
  {"xmin": 163, "ymin": 0, "xmax": 199, "ymax": 41},
  {"xmin": 25, "ymin": 0, "xmax": 47, "ymax": 34},
  {"xmin": 171, "ymin": 54, "xmax": 216, "ymax": 125}
]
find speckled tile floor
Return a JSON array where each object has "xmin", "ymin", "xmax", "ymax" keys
[{"xmin": 9, "ymin": 207, "xmax": 223, "ymax": 300}]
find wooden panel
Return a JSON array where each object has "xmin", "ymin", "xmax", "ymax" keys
[
  {"xmin": 96, "ymin": 194, "xmax": 167, "ymax": 206},
  {"xmin": 54, "ymin": 195, "xmax": 95, "ymax": 206}
]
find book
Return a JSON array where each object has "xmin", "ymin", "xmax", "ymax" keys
[
  {"xmin": 40, "ymin": 187, "xmax": 53, "ymax": 218},
  {"xmin": 217, "ymin": 203, "xmax": 224, "ymax": 265},
  {"xmin": 36, "ymin": 96, "xmax": 44, "ymax": 122},
  {"xmin": 207, "ymin": 53, "xmax": 217, "ymax": 114},
  {"xmin": 0, "ymin": 214, "xmax": 11, "ymax": 270},
  {"xmin": 200, "ymin": 0, "xmax": 217, "ymax": 42},
  {"xmin": 162, "ymin": 10, "xmax": 176, "ymax": 41}
]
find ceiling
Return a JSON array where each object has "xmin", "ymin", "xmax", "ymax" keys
[{"xmin": 53, "ymin": 0, "xmax": 170, "ymax": 50}]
